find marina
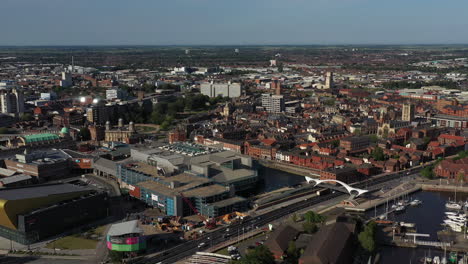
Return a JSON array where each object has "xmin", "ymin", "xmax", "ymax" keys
[{"xmin": 368, "ymin": 190, "xmax": 468, "ymax": 263}]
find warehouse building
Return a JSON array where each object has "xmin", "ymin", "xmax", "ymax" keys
[
  {"xmin": 3, "ymin": 149, "xmax": 71, "ymax": 181},
  {"xmin": 0, "ymin": 183, "xmax": 109, "ymax": 244},
  {"xmin": 117, "ymin": 162, "xmax": 248, "ymax": 218},
  {"xmin": 190, "ymin": 151, "xmax": 258, "ymax": 193}
]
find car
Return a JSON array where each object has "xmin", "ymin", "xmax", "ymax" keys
[
  {"xmin": 230, "ymin": 254, "xmax": 241, "ymax": 260},
  {"xmin": 198, "ymin": 242, "xmax": 206, "ymax": 248}
]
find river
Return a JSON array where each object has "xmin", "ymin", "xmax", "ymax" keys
[
  {"xmin": 258, "ymin": 166, "xmax": 306, "ymax": 192},
  {"xmin": 367, "ymin": 191, "xmax": 468, "ymax": 263}
]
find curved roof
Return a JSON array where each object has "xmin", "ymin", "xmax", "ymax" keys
[
  {"xmin": 23, "ymin": 133, "xmax": 59, "ymax": 144},
  {"xmin": 0, "ymin": 184, "xmax": 91, "ymax": 229}
]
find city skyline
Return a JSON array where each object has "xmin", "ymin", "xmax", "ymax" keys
[{"xmin": 1, "ymin": 0, "xmax": 468, "ymax": 46}]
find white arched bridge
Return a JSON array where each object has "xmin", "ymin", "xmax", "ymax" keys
[{"xmin": 305, "ymin": 177, "xmax": 369, "ymax": 197}]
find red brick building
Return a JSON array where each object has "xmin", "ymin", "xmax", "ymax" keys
[{"xmin": 434, "ymin": 157, "xmax": 468, "ymax": 182}]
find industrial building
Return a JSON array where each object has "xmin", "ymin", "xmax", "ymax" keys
[
  {"xmin": 117, "ymin": 162, "xmax": 248, "ymax": 218},
  {"xmin": 0, "ymin": 183, "xmax": 108, "ymax": 244},
  {"xmin": 190, "ymin": 151, "xmax": 258, "ymax": 192},
  {"xmin": 262, "ymin": 94, "xmax": 285, "ymax": 113},
  {"xmin": 3, "ymin": 149, "xmax": 71, "ymax": 181},
  {"xmin": 200, "ymin": 81, "xmax": 242, "ymax": 98}
]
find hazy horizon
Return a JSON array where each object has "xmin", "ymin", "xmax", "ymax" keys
[{"xmin": 2, "ymin": 0, "xmax": 468, "ymax": 46}]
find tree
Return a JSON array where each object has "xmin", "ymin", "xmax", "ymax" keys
[
  {"xmin": 358, "ymin": 222, "xmax": 377, "ymax": 253},
  {"xmin": 285, "ymin": 241, "xmax": 300, "ymax": 264},
  {"xmin": 420, "ymin": 166, "xmax": 435, "ymax": 179},
  {"xmin": 79, "ymin": 127, "xmax": 91, "ymax": 141},
  {"xmin": 303, "ymin": 222, "xmax": 318, "ymax": 234},
  {"xmin": 303, "ymin": 211, "xmax": 325, "ymax": 223},
  {"xmin": 457, "ymin": 171, "xmax": 465, "ymax": 185},
  {"xmin": 20, "ymin": 113, "xmax": 33, "ymax": 121},
  {"xmin": 331, "ymin": 140, "xmax": 340, "ymax": 148},
  {"xmin": 370, "ymin": 147, "xmax": 385, "ymax": 161},
  {"xmin": 454, "ymin": 151, "xmax": 468, "ymax": 160},
  {"xmin": 277, "ymin": 63, "xmax": 284, "ymax": 73},
  {"xmin": 353, "ymin": 128, "xmax": 362, "ymax": 136},
  {"xmin": 233, "ymin": 245, "xmax": 275, "ymax": 264},
  {"xmin": 423, "ymin": 137, "xmax": 432, "ymax": 145},
  {"xmin": 369, "ymin": 135, "xmax": 378, "ymax": 144},
  {"xmin": 160, "ymin": 120, "xmax": 171, "ymax": 131},
  {"xmin": 291, "ymin": 213, "xmax": 298, "ymax": 222}
]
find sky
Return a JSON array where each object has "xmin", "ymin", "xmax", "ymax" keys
[{"xmin": 1, "ymin": 0, "xmax": 468, "ymax": 46}]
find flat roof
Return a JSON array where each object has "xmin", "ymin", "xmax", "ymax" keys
[
  {"xmin": 0, "ymin": 183, "xmax": 91, "ymax": 200},
  {"xmin": 213, "ymin": 167, "xmax": 256, "ymax": 183},
  {"xmin": 210, "ymin": 196, "xmax": 247, "ymax": 208},
  {"xmin": 108, "ymin": 220, "xmax": 142, "ymax": 237},
  {"xmin": 0, "ymin": 174, "xmax": 32, "ymax": 185},
  {"xmin": 183, "ymin": 184, "xmax": 227, "ymax": 197},
  {"xmin": 136, "ymin": 173, "xmax": 212, "ymax": 197}
]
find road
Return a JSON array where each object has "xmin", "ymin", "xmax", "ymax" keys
[
  {"xmin": 131, "ymin": 168, "xmax": 422, "ymax": 264},
  {"xmin": 0, "ymin": 255, "xmax": 88, "ymax": 264}
]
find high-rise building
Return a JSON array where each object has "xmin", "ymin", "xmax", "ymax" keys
[
  {"xmin": 325, "ymin": 72, "xmax": 334, "ymax": 89},
  {"xmin": 106, "ymin": 88, "xmax": 126, "ymax": 101},
  {"xmin": 60, "ymin": 72, "xmax": 72, "ymax": 88},
  {"xmin": 0, "ymin": 83, "xmax": 24, "ymax": 116},
  {"xmin": 262, "ymin": 94, "xmax": 285, "ymax": 113},
  {"xmin": 402, "ymin": 103, "xmax": 415, "ymax": 122},
  {"xmin": 200, "ymin": 81, "xmax": 242, "ymax": 98},
  {"xmin": 86, "ymin": 105, "xmax": 112, "ymax": 125},
  {"xmin": 271, "ymin": 80, "xmax": 281, "ymax": 95}
]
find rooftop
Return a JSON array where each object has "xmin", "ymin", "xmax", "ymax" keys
[
  {"xmin": 23, "ymin": 133, "xmax": 59, "ymax": 144},
  {"xmin": 136, "ymin": 173, "xmax": 213, "ymax": 197},
  {"xmin": 210, "ymin": 196, "xmax": 247, "ymax": 208},
  {"xmin": 0, "ymin": 183, "xmax": 91, "ymax": 201},
  {"xmin": 107, "ymin": 220, "xmax": 143, "ymax": 237}
]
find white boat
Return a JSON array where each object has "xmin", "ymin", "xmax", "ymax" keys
[
  {"xmin": 433, "ymin": 256, "xmax": 441, "ymax": 264},
  {"xmin": 444, "ymin": 221, "xmax": 463, "ymax": 232},
  {"xmin": 400, "ymin": 222, "xmax": 416, "ymax": 228},
  {"xmin": 446, "ymin": 212, "xmax": 458, "ymax": 216},
  {"xmin": 449, "ymin": 224, "xmax": 463, "ymax": 232},
  {"xmin": 446, "ymin": 203, "xmax": 462, "ymax": 210},
  {"xmin": 410, "ymin": 199, "xmax": 422, "ymax": 206},
  {"xmin": 444, "ymin": 219, "xmax": 464, "ymax": 226},
  {"xmin": 378, "ymin": 214, "xmax": 387, "ymax": 220},
  {"xmin": 391, "ymin": 204, "xmax": 398, "ymax": 210},
  {"xmin": 441, "ymin": 257, "xmax": 447, "ymax": 264},
  {"xmin": 426, "ymin": 257, "xmax": 433, "ymax": 263},
  {"xmin": 395, "ymin": 205, "xmax": 406, "ymax": 213},
  {"xmin": 446, "ymin": 215, "xmax": 466, "ymax": 222}
]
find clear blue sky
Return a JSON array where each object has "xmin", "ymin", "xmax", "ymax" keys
[{"xmin": 2, "ymin": 0, "xmax": 468, "ymax": 45}]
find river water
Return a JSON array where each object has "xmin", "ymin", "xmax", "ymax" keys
[
  {"xmin": 367, "ymin": 191, "xmax": 468, "ymax": 263},
  {"xmin": 256, "ymin": 166, "xmax": 468, "ymax": 262},
  {"xmin": 258, "ymin": 166, "xmax": 306, "ymax": 192}
]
